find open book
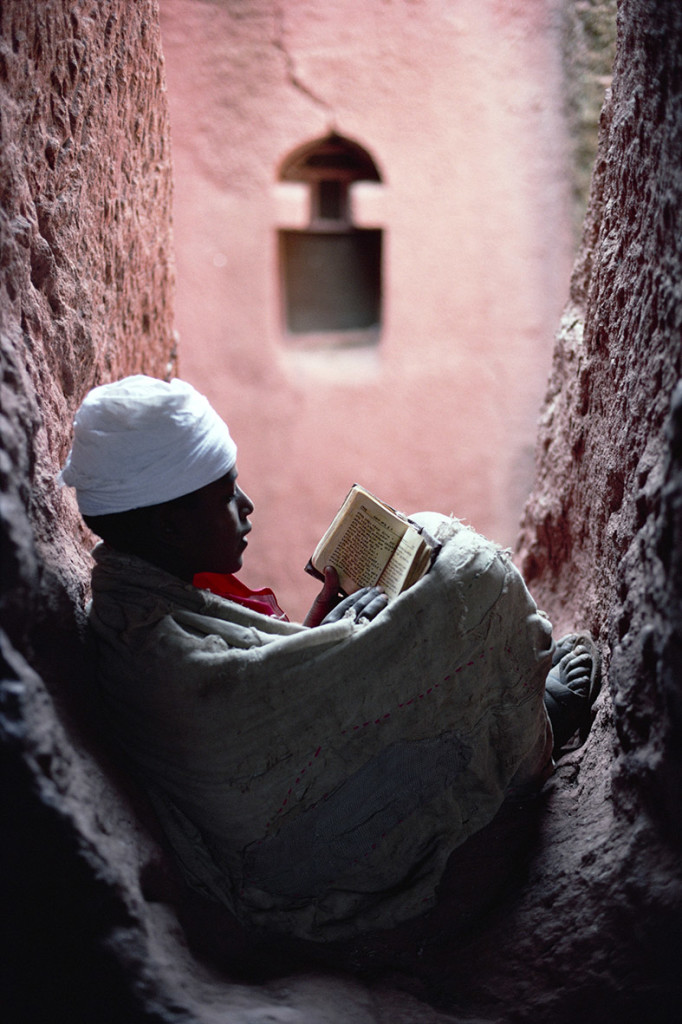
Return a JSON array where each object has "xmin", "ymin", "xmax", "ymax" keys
[{"xmin": 305, "ymin": 484, "xmax": 439, "ymax": 601}]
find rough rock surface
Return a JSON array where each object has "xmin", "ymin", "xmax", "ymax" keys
[
  {"xmin": 560, "ymin": 0, "xmax": 618, "ymax": 237},
  {"xmin": 515, "ymin": 0, "xmax": 682, "ymax": 1018},
  {"xmin": 1, "ymin": 0, "xmax": 682, "ymax": 1022},
  {"xmin": 0, "ymin": 0, "xmax": 176, "ymax": 654},
  {"xmin": 0, "ymin": 1, "xmax": 176, "ymax": 1020}
]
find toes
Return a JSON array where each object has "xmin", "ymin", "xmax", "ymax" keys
[
  {"xmin": 559, "ymin": 649, "xmax": 593, "ymax": 695},
  {"xmin": 552, "ymin": 634, "xmax": 578, "ymax": 667}
]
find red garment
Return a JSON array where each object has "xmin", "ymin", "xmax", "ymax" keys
[{"xmin": 193, "ymin": 572, "xmax": 289, "ymax": 621}]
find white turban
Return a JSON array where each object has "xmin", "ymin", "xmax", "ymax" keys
[{"xmin": 60, "ymin": 376, "xmax": 237, "ymax": 515}]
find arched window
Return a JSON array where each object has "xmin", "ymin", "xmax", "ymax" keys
[{"xmin": 278, "ymin": 133, "xmax": 383, "ymax": 344}]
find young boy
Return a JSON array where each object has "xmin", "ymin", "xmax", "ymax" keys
[{"xmin": 61, "ymin": 375, "xmax": 598, "ymax": 942}]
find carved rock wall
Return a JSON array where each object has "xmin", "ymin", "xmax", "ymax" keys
[
  {"xmin": 0, "ymin": 2, "xmax": 176, "ymax": 1020},
  {"xmin": 158, "ymin": 0, "xmax": 575, "ymax": 621},
  {"xmin": 0, "ymin": 0, "xmax": 175, "ymax": 654},
  {"xmin": 517, "ymin": 0, "xmax": 682, "ymax": 834},
  {"xmin": 559, "ymin": 0, "xmax": 618, "ymax": 237},
  {"xmin": 512, "ymin": 0, "xmax": 682, "ymax": 1017}
]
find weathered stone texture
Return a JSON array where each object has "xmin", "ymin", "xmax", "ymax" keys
[
  {"xmin": 513, "ymin": 0, "xmax": 682, "ymax": 1017},
  {"xmin": 560, "ymin": 0, "xmax": 618, "ymax": 237},
  {"xmin": 0, "ymin": 0, "xmax": 175, "ymax": 652},
  {"xmin": 1, "ymin": 1, "xmax": 176, "ymax": 1020},
  {"xmin": 517, "ymin": 0, "xmax": 682, "ymax": 751}
]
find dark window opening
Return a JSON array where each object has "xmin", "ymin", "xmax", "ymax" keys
[
  {"xmin": 280, "ymin": 133, "xmax": 381, "ymax": 186},
  {"xmin": 280, "ymin": 229, "xmax": 382, "ymax": 334},
  {"xmin": 317, "ymin": 179, "xmax": 346, "ymax": 222},
  {"xmin": 278, "ymin": 133, "xmax": 383, "ymax": 345}
]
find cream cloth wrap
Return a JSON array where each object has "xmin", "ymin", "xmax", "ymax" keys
[
  {"xmin": 59, "ymin": 376, "xmax": 237, "ymax": 515},
  {"xmin": 89, "ymin": 514, "xmax": 553, "ymax": 941}
]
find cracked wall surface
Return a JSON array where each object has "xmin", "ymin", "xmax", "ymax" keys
[{"xmin": 159, "ymin": 0, "xmax": 575, "ymax": 621}]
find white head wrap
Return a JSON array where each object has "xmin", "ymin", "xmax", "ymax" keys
[{"xmin": 60, "ymin": 376, "xmax": 237, "ymax": 515}]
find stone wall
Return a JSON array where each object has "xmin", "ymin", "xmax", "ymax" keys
[
  {"xmin": 2, "ymin": 0, "xmax": 682, "ymax": 1022},
  {"xmin": 560, "ymin": 0, "xmax": 618, "ymax": 238},
  {"xmin": 0, "ymin": 0, "xmax": 175, "ymax": 659},
  {"xmin": 512, "ymin": 0, "xmax": 682, "ymax": 1017},
  {"xmin": 159, "ymin": 0, "xmax": 575, "ymax": 620},
  {"xmin": 0, "ymin": 1, "xmax": 176, "ymax": 1020},
  {"xmin": 517, "ymin": 0, "xmax": 682, "ymax": 839}
]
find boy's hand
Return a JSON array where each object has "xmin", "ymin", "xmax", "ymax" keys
[
  {"xmin": 303, "ymin": 566, "xmax": 388, "ymax": 627},
  {"xmin": 320, "ymin": 584, "xmax": 388, "ymax": 625},
  {"xmin": 303, "ymin": 566, "xmax": 344, "ymax": 627}
]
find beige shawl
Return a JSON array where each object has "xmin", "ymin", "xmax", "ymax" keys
[{"xmin": 89, "ymin": 515, "xmax": 553, "ymax": 941}]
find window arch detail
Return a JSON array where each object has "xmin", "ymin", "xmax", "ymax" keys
[{"xmin": 278, "ymin": 133, "xmax": 383, "ymax": 344}]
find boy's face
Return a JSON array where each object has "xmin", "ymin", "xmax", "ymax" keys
[{"xmin": 170, "ymin": 468, "xmax": 253, "ymax": 578}]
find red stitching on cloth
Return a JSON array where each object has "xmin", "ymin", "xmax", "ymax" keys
[
  {"xmin": 266, "ymin": 746, "xmax": 323, "ymax": 826},
  {"xmin": 264, "ymin": 648, "xmax": 495, "ymax": 833}
]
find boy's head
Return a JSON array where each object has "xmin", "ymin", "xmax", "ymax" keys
[
  {"xmin": 61, "ymin": 375, "xmax": 237, "ymax": 514},
  {"xmin": 61, "ymin": 376, "xmax": 253, "ymax": 578}
]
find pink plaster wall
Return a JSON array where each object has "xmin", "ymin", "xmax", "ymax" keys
[{"xmin": 159, "ymin": 0, "xmax": 573, "ymax": 621}]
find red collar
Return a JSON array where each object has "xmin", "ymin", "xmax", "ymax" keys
[{"xmin": 193, "ymin": 572, "xmax": 289, "ymax": 621}]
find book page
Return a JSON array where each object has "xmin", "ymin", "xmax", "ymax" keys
[
  {"xmin": 377, "ymin": 528, "xmax": 424, "ymax": 599},
  {"xmin": 326, "ymin": 501, "xmax": 406, "ymax": 593}
]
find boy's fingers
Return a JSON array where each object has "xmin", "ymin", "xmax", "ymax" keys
[{"xmin": 357, "ymin": 592, "xmax": 388, "ymax": 622}]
